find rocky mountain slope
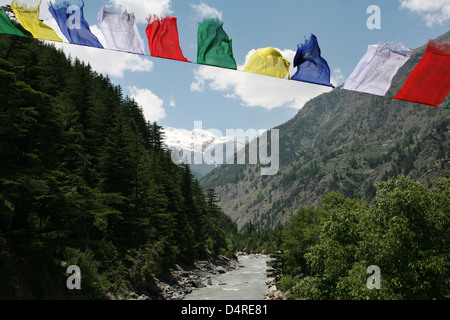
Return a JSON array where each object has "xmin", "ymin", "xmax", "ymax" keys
[{"xmin": 200, "ymin": 31, "xmax": 450, "ymax": 231}]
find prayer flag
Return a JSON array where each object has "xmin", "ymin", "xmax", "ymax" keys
[
  {"xmin": 244, "ymin": 47, "xmax": 290, "ymax": 78},
  {"xmin": 146, "ymin": 15, "xmax": 189, "ymax": 62},
  {"xmin": 446, "ymin": 101, "xmax": 450, "ymax": 109},
  {"xmin": 197, "ymin": 19, "xmax": 236, "ymax": 70},
  {"xmin": 10, "ymin": 0, "xmax": 63, "ymax": 42},
  {"xmin": 394, "ymin": 40, "xmax": 450, "ymax": 106},
  {"xmin": 0, "ymin": 9, "xmax": 27, "ymax": 37},
  {"xmin": 343, "ymin": 42, "xmax": 411, "ymax": 96},
  {"xmin": 49, "ymin": 0, "xmax": 102, "ymax": 48},
  {"xmin": 97, "ymin": 4, "xmax": 145, "ymax": 55},
  {"xmin": 291, "ymin": 34, "xmax": 334, "ymax": 88}
]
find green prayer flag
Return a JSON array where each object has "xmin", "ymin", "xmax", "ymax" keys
[
  {"xmin": 446, "ymin": 101, "xmax": 450, "ymax": 109},
  {"xmin": 197, "ymin": 19, "xmax": 237, "ymax": 70},
  {"xmin": 0, "ymin": 9, "xmax": 27, "ymax": 37}
]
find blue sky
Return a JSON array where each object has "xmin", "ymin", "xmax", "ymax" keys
[{"xmin": 3, "ymin": 0, "xmax": 450, "ymax": 137}]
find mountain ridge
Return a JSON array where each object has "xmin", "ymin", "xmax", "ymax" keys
[{"xmin": 200, "ymin": 31, "xmax": 450, "ymax": 231}]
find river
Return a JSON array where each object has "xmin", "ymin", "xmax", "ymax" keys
[{"xmin": 183, "ymin": 256, "xmax": 270, "ymax": 300}]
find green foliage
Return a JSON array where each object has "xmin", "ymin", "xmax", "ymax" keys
[
  {"xmin": 64, "ymin": 247, "xmax": 107, "ymax": 299},
  {"xmin": 282, "ymin": 175, "xmax": 449, "ymax": 300},
  {"xmin": 234, "ymin": 223, "xmax": 282, "ymax": 255},
  {"xmin": 281, "ymin": 207, "xmax": 325, "ymax": 277},
  {"xmin": 278, "ymin": 275, "xmax": 295, "ymax": 293},
  {"xmin": 355, "ymin": 175, "xmax": 450, "ymax": 300}
]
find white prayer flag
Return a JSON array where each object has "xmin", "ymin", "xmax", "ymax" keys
[
  {"xmin": 97, "ymin": 4, "xmax": 145, "ymax": 55},
  {"xmin": 343, "ymin": 42, "xmax": 411, "ymax": 96}
]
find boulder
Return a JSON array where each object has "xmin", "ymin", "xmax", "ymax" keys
[
  {"xmin": 190, "ymin": 280, "xmax": 206, "ymax": 288},
  {"xmin": 273, "ymin": 290, "xmax": 285, "ymax": 300},
  {"xmin": 216, "ymin": 266, "xmax": 226, "ymax": 274}
]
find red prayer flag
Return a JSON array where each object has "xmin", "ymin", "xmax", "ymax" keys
[
  {"xmin": 394, "ymin": 40, "xmax": 450, "ymax": 107},
  {"xmin": 146, "ymin": 15, "xmax": 190, "ymax": 63}
]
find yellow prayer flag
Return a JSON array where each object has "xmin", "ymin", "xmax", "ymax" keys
[
  {"xmin": 244, "ymin": 47, "xmax": 290, "ymax": 79},
  {"xmin": 11, "ymin": 0, "xmax": 63, "ymax": 42}
]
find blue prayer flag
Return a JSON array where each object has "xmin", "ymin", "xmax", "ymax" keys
[
  {"xmin": 291, "ymin": 34, "xmax": 334, "ymax": 88},
  {"xmin": 49, "ymin": 0, "xmax": 103, "ymax": 48}
]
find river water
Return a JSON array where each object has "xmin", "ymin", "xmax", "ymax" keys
[{"xmin": 183, "ymin": 257, "xmax": 270, "ymax": 300}]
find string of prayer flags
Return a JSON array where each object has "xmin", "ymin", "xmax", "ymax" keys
[
  {"xmin": 3, "ymin": 0, "xmax": 450, "ymax": 108},
  {"xmin": 49, "ymin": 0, "xmax": 103, "ymax": 48},
  {"xmin": 394, "ymin": 40, "xmax": 450, "ymax": 106},
  {"xmin": 343, "ymin": 42, "xmax": 411, "ymax": 96},
  {"xmin": 197, "ymin": 19, "xmax": 236, "ymax": 70},
  {"xmin": 10, "ymin": 0, "xmax": 63, "ymax": 42},
  {"xmin": 244, "ymin": 47, "xmax": 290, "ymax": 79},
  {"xmin": 97, "ymin": 4, "xmax": 145, "ymax": 55},
  {"xmin": 291, "ymin": 34, "xmax": 334, "ymax": 88},
  {"xmin": 0, "ymin": 9, "xmax": 27, "ymax": 37},
  {"xmin": 146, "ymin": 15, "xmax": 189, "ymax": 62}
]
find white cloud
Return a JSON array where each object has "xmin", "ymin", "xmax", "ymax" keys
[
  {"xmin": 332, "ymin": 68, "xmax": 345, "ymax": 87},
  {"xmin": 52, "ymin": 41, "xmax": 153, "ymax": 78},
  {"xmin": 111, "ymin": 0, "xmax": 173, "ymax": 23},
  {"xmin": 191, "ymin": 48, "xmax": 339, "ymax": 110},
  {"xmin": 169, "ymin": 95, "xmax": 176, "ymax": 107},
  {"xmin": 399, "ymin": 0, "xmax": 450, "ymax": 27},
  {"xmin": 190, "ymin": 2, "xmax": 223, "ymax": 21},
  {"xmin": 129, "ymin": 86, "xmax": 166, "ymax": 123}
]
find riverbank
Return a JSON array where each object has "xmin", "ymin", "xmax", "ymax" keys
[
  {"xmin": 263, "ymin": 277, "xmax": 287, "ymax": 300},
  {"xmin": 128, "ymin": 253, "xmax": 282, "ymax": 301},
  {"xmin": 129, "ymin": 255, "xmax": 241, "ymax": 300}
]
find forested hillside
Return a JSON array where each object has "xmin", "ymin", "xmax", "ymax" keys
[
  {"xmin": 0, "ymin": 33, "xmax": 237, "ymax": 299},
  {"xmin": 201, "ymin": 31, "xmax": 450, "ymax": 232}
]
